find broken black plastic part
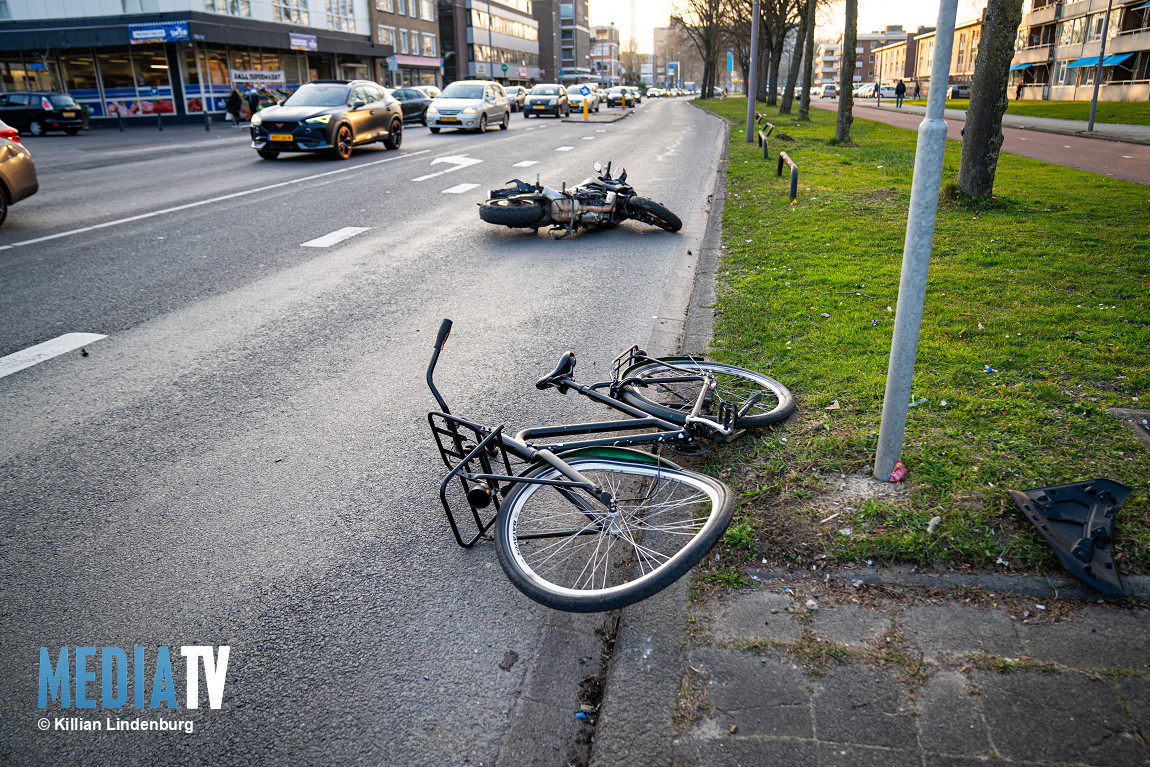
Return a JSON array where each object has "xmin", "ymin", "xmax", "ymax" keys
[{"xmin": 1009, "ymin": 479, "xmax": 1132, "ymax": 598}]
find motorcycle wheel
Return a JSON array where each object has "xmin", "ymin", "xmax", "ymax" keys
[
  {"xmin": 479, "ymin": 198, "xmax": 547, "ymax": 226},
  {"xmin": 627, "ymin": 197, "xmax": 683, "ymax": 232}
]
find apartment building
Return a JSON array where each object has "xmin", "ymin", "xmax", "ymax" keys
[
  {"xmin": 822, "ymin": 26, "xmax": 908, "ymax": 88},
  {"xmin": 1012, "ymin": 0, "xmax": 1150, "ymax": 101},
  {"xmin": 371, "ymin": 0, "xmax": 440, "ymax": 86},
  {"xmin": 438, "ymin": 0, "xmax": 540, "ymax": 85},
  {"xmin": 873, "ymin": 27, "xmax": 933, "ymax": 88},
  {"xmin": 0, "ymin": 0, "xmax": 386, "ymax": 123},
  {"xmin": 591, "ymin": 23, "xmax": 621, "ymax": 86},
  {"xmin": 652, "ymin": 25, "xmax": 702, "ymax": 88}
]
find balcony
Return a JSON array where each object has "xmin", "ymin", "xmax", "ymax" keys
[
  {"xmin": 1109, "ymin": 28, "xmax": 1150, "ymax": 54},
  {"xmin": 1022, "ymin": 1, "xmax": 1060, "ymax": 27},
  {"xmin": 1014, "ymin": 44, "xmax": 1054, "ymax": 64}
]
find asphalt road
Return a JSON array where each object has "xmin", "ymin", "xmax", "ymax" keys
[
  {"xmin": 813, "ymin": 100, "xmax": 1150, "ymax": 185},
  {"xmin": 0, "ymin": 100, "xmax": 726, "ymax": 765}
]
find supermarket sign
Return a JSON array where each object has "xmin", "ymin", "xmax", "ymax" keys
[
  {"xmin": 128, "ymin": 21, "xmax": 189, "ymax": 45},
  {"xmin": 230, "ymin": 69, "xmax": 287, "ymax": 85}
]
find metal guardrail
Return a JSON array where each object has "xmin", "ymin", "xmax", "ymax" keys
[
  {"xmin": 777, "ymin": 151, "xmax": 798, "ymax": 200},
  {"xmin": 755, "ymin": 119, "xmax": 774, "ymax": 160}
]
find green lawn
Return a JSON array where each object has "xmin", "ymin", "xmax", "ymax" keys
[
  {"xmin": 694, "ymin": 97, "xmax": 1150, "ymax": 584},
  {"xmin": 903, "ymin": 98, "xmax": 1150, "ymax": 125}
]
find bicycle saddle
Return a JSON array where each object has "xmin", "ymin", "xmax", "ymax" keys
[{"xmin": 536, "ymin": 351, "xmax": 576, "ymax": 393}]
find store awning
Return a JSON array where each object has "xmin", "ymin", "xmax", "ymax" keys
[
  {"xmin": 1009, "ymin": 62, "xmax": 1034, "ymax": 71},
  {"xmin": 1103, "ymin": 52, "xmax": 1133, "ymax": 66},
  {"xmin": 1066, "ymin": 56, "xmax": 1100, "ymax": 68},
  {"xmin": 1136, "ymin": 1, "xmax": 1150, "ymax": 9}
]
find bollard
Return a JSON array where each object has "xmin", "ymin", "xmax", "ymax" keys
[
  {"xmin": 757, "ymin": 123, "xmax": 774, "ymax": 160},
  {"xmin": 204, "ymin": 109, "xmax": 211, "ymax": 132},
  {"xmin": 583, "ymin": 98, "xmax": 589, "ymax": 121},
  {"xmin": 157, "ymin": 112, "xmax": 163, "ymax": 132},
  {"xmin": 777, "ymin": 151, "xmax": 799, "ymax": 200},
  {"xmin": 117, "ymin": 112, "xmax": 125, "ymax": 132}
]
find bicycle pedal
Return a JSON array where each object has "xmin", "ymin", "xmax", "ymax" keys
[{"xmin": 720, "ymin": 429, "xmax": 748, "ymax": 445}]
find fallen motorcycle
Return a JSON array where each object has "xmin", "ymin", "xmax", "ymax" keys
[{"xmin": 478, "ymin": 161, "xmax": 682, "ymax": 238}]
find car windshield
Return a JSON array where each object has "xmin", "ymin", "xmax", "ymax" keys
[
  {"xmin": 608, "ymin": 87, "xmax": 625, "ymax": 93},
  {"xmin": 530, "ymin": 86, "xmax": 559, "ymax": 95},
  {"xmin": 48, "ymin": 94, "xmax": 79, "ymax": 109},
  {"xmin": 283, "ymin": 85, "xmax": 351, "ymax": 108},
  {"xmin": 441, "ymin": 83, "xmax": 484, "ymax": 99}
]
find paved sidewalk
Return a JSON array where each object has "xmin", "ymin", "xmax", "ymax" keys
[{"xmin": 870, "ymin": 101, "xmax": 1150, "ymax": 145}]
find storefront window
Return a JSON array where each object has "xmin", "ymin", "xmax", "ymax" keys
[
  {"xmin": 132, "ymin": 47, "xmax": 175, "ymax": 114},
  {"xmin": 97, "ymin": 51, "xmax": 138, "ymax": 116},
  {"xmin": 60, "ymin": 54, "xmax": 100, "ymax": 116}
]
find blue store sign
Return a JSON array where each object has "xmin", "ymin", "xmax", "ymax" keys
[{"xmin": 128, "ymin": 21, "xmax": 190, "ymax": 45}]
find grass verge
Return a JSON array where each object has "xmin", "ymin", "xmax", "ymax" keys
[
  {"xmin": 901, "ymin": 98, "xmax": 1150, "ymax": 125},
  {"xmin": 691, "ymin": 97, "xmax": 1149, "ymax": 582}
]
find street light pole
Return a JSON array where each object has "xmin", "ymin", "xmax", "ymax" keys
[
  {"xmin": 745, "ymin": 0, "xmax": 760, "ymax": 141},
  {"xmin": 1088, "ymin": 0, "xmax": 1114, "ymax": 133}
]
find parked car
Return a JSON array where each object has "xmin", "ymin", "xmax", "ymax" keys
[
  {"xmin": 0, "ymin": 119, "xmax": 38, "ymax": 226},
  {"xmin": 249, "ymin": 79, "xmax": 403, "ymax": 160},
  {"xmin": 604, "ymin": 86, "xmax": 633, "ymax": 108},
  {"xmin": 523, "ymin": 83, "xmax": 569, "ymax": 118},
  {"xmin": 426, "ymin": 80, "xmax": 510, "ymax": 132},
  {"xmin": 625, "ymin": 86, "xmax": 643, "ymax": 104},
  {"xmin": 567, "ymin": 83, "xmax": 601, "ymax": 112},
  {"xmin": 505, "ymin": 85, "xmax": 527, "ymax": 112},
  {"xmin": 390, "ymin": 86, "xmax": 433, "ymax": 125},
  {"xmin": 413, "ymin": 85, "xmax": 441, "ymax": 99},
  {"xmin": 0, "ymin": 92, "xmax": 85, "ymax": 136},
  {"xmin": 818, "ymin": 84, "xmax": 838, "ymax": 99}
]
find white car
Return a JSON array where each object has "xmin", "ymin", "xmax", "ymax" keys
[
  {"xmin": 425, "ymin": 80, "xmax": 510, "ymax": 133},
  {"xmin": 568, "ymin": 84, "xmax": 601, "ymax": 113}
]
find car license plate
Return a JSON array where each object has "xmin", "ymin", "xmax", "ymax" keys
[
  {"xmin": 441, "ymin": 116, "xmax": 458, "ymax": 123},
  {"xmin": 269, "ymin": 133, "xmax": 293, "ymax": 141},
  {"xmin": 533, "ymin": 105, "xmax": 544, "ymax": 109},
  {"xmin": 62, "ymin": 111, "xmax": 76, "ymax": 118}
]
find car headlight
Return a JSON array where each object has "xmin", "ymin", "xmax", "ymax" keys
[
  {"xmin": 461, "ymin": 106, "xmax": 477, "ymax": 114},
  {"xmin": 304, "ymin": 114, "xmax": 332, "ymax": 124},
  {"xmin": 426, "ymin": 105, "xmax": 438, "ymax": 114},
  {"xmin": 548, "ymin": 99, "xmax": 557, "ymax": 106},
  {"xmin": 250, "ymin": 114, "xmax": 262, "ymax": 126}
]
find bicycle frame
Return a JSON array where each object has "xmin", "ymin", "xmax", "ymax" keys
[{"xmin": 426, "ymin": 320, "xmax": 723, "ymax": 547}]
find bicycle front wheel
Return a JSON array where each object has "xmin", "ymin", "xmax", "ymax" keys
[
  {"xmin": 618, "ymin": 359, "xmax": 795, "ymax": 428},
  {"xmin": 494, "ymin": 450, "xmax": 733, "ymax": 613}
]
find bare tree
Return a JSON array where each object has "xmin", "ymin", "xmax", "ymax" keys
[
  {"xmin": 957, "ymin": 0, "xmax": 1025, "ymax": 197},
  {"xmin": 797, "ymin": 0, "xmax": 817, "ymax": 119},
  {"xmin": 778, "ymin": 0, "xmax": 811, "ymax": 113},
  {"xmin": 620, "ymin": 41, "xmax": 644, "ymax": 86},
  {"xmin": 835, "ymin": 0, "xmax": 857, "ymax": 143},
  {"xmin": 671, "ymin": 0, "xmax": 725, "ymax": 97}
]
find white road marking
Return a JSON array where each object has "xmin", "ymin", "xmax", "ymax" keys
[
  {"xmin": 582, "ymin": 136, "xmax": 596, "ymax": 141},
  {"xmin": 442, "ymin": 183, "xmax": 479, "ymax": 194},
  {"xmin": 556, "ymin": 146, "xmax": 575, "ymax": 152},
  {"xmin": 411, "ymin": 154, "xmax": 482, "ymax": 181},
  {"xmin": 0, "ymin": 150, "xmax": 429, "ymax": 252},
  {"xmin": 300, "ymin": 226, "xmax": 371, "ymax": 248},
  {"xmin": 1123, "ymin": 155, "xmax": 1133, "ymax": 159},
  {"xmin": 0, "ymin": 333, "xmax": 108, "ymax": 379},
  {"xmin": 513, "ymin": 160, "xmax": 538, "ymax": 167},
  {"xmin": 596, "ymin": 129, "xmax": 607, "ymax": 132}
]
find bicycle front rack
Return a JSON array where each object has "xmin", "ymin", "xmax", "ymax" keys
[{"xmin": 428, "ymin": 411, "xmax": 516, "ymax": 548}]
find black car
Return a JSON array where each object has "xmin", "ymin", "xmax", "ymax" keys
[
  {"xmin": 0, "ymin": 92, "xmax": 85, "ymax": 136},
  {"xmin": 390, "ymin": 87, "xmax": 433, "ymax": 125},
  {"xmin": 604, "ymin": 86, "xmax": 633, "ymax": 108},
  {"xmin": 250, "ymin": 80, "xmax": 403, "ymax": 160},
  {"xmin": 523, "ymin": 84, "xmax": 569, "ymax": 118}
]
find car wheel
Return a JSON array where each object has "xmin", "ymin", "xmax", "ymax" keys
[
  {"xmin": 384, "ymin": 118, "xmax": 403, "ymax": 149},
  {"xmin": 477, "ymin": 114, "xmax": 487, "ymax": 132},
  {"xmin": 28, "ymin": 120, "xmax": 44, "ymax": 136},
  {"xmin": 430, "ymin": 126, "xmax": 440, "ymax": 133},
  {"xmin": 0, "ymin": 188, "xmax": 8, "ymax": 227},
  {"xmin": 524, "ymin": 111, "xmax": 531, "ymax": 118},
  {"xmin": 500, "ymin": 111, "xmax": 509, "ymax": 130},
  {"xmin": 257, "ymin": 148, "xmax": 280, "ymax": 160},
  {"xmin": 329, "ymin": 124, "xmax": 353, "ymax": 160}
]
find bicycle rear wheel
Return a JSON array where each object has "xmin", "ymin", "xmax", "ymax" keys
[
  {"xmin": 618, "ymin": 359, "xmax": 795, "ymax": 428},
  {"xmin": 494, "ymin": 449, "xmax": 733, "ymax": 613}
]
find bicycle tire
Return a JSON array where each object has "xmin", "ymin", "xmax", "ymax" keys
[
  {"xmin": 626, "ymin": 197, "xmax": 682, "ymax": 232},
  {"xmin": 494, "ymin": 448, "xmax": 733, "ymax": 613},
  {"xmin": 479, "ymin": 198, "xmax": 547, "ymax": 226},
  {"xmin": 618, "ymin": 358, "xmax": 795, "ymax": 428}
]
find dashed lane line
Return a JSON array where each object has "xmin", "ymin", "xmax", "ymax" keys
[
  {"xmin": 301, "ymin": 227, "xmax": 371, "ymax": 248},
  {"xmin": 0, "ymin": 333, "xmax": 108, "ymax": 379},
  {"xmin": 442, "ymin": 183, "xmax": 479, "ymax": 194}
]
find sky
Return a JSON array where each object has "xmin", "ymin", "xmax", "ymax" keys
[{"xmin": 587, "ymin": 1, "xmax": 988, "ymax": 53}]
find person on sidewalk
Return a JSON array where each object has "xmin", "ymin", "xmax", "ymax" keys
[
  {"xmin": 895, "ymin": 79, "xmax": 906, "ymax": 108},
  {"xmin": 913, "ymin": 80, "xmax": 921, "ymax": 99},
  {"xmin": 246, "ymin": 86, "xmax": 260, "ymax": 120},
  {"xmin": 226, "ymin": 89, "xmax": 242, "ymax": 127},
  {"xmin": 875, "ymin": 82, "xmax": 882, "ymax": 107}
]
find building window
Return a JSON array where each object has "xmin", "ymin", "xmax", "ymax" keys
[
  {"xmin": 378, "ymin": 25, "xmax": 397, "ymax": 46},
  {"xmin": 377, "ymin": 0, "xmax": 393, "ymax": 9},
  {"xmin": 0, "ymin": 1, "xmax": 9, "ymax": 19},
  {"xmin": 421, "ymin": 0, "xmax": 434, "ymax": 20},
  {"xmin": 398, "ymin": 29, "xmax": 409, "ymax": 54},
  {"xmin": 204, "ymin": 0, "xmax": 251, "ymax": 14},
  {"xmin": 395, "ymin": 0, "xmax": 405, "ymax": 15},
  {"xmin": 325, "ymin": 0, "xmax": 355, "ymax": 31},
  {"xmin": 423, "ymin": 33, "xmax": 436, "ymax": 57},
  {"xmin": 273, "ymin": 0, "xmax": 309, "ymax": 24}
]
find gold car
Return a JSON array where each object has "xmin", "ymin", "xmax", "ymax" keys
[{"xmin": 0, "ymin": 119, "xmax": 38, "ymax": 227}]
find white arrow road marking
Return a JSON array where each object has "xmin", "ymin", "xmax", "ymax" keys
[
  {"xmin": 442, "ymin": 183, "xmax": 479, "ymax": 194},
  {"xmin": 513, "ymin": 160, "xmax": 538, "ymax": 167},
  {"xmin": 556, "ymin": 146, "xmax": 574, "ymax": 152},
  {"xmin": 412, "ymin": 154, "xmax": 483, "ymax": 181},
  {"xmin": 0, "ymin": 333, "xmax": 108, "ymax": 378},
  {"xmin": 301, "ymin": 226, "xmax": 371, "ymax": 248}
]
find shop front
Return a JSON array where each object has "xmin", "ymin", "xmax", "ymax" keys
[{"xmin": 0, "ymin": 12, "xmax": 391, "ymax": 124}]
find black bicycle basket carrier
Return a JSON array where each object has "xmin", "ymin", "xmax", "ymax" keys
[{"xmin": 427, "ymin": 411, "xmax": 517, "ymax": 548}]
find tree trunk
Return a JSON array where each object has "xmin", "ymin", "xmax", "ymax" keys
[
  {"xmin": 797, "ymin": 0, "xmax": 816, "ymax": 120},
  {"xmin": 766, "ymin": 24, "xmax": 786, "ymax": 106},
  {"xmin": 835, "ymin": 0, "xmax": 857, "ymax": 142},
  {"xmin": 779, "ymin": 7, "xmax": 808, "ymax": 113},
  {"xmin": 957, "ymin": 0, "xmax": 1025, "ymax": 197}
]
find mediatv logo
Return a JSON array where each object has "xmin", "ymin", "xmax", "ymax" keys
[{"xmin": 38, "ymin": 646, "xmax": 230, "ymax": 709}]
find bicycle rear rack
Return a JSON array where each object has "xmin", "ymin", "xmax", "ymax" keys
[{"xmin": 428, "ymin": 411, "xmax": 516, "ymax": 548}]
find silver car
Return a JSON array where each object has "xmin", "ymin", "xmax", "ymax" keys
[
  {"xmin": 0, "ymin": 119, "xmax": 37, "ymax": 227},
  {"xmin": 426, "ymin": 80, "xmax": 510, "ymax": 133}
]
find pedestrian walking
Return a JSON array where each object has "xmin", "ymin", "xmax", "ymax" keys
[
  {"xmin": 1015, "ymin": 79, "xmax": 1024, "ymax": 100},
  {"xmin": 895, "ymin": 79, "xmax": 906, "ymax": 109},
  {"xmin": 246, "ymin": 86, "xmax": 260, "ymax": 120},
  {"xmin": 875, "ymin": 82, "xmax": 882, "ymax": 106},
  {"xmin": 226, "ymin": 89, "xmax": 242, "ymax": 127},
  {"xmin": 913, "ymin": 80, "xmax": 921, "ymax": 99}
]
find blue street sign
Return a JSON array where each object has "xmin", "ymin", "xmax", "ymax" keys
[{"xmin": 580, "ymin": 85, "xmax": 590, "ymax": 96}]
